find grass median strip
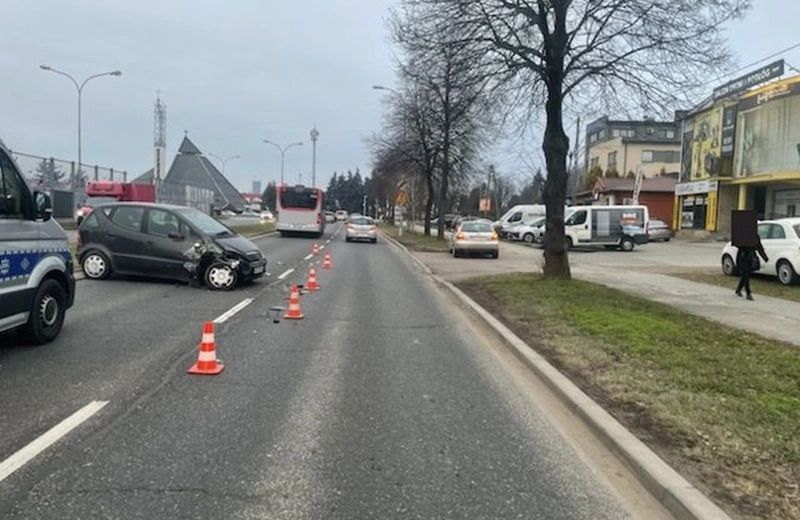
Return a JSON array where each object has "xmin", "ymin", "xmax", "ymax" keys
[
  {"xmin": 227, "ymin": 222, "xmax": 276, "ymax": 237},
  {"xmin": 457, "ymin": 273, "xmax": 799, "ymax": 520},
  {"xmin": 379, "ymin": 223, "xmax": 450, "ymax": 252}
]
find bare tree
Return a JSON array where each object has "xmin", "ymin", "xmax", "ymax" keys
[
  {"xmin": 389, "ymin": 2, "xmax": 501, "ymax": 239},
  {"xmin": 407, "ymin": 0, "xmax": 749, "ymax": 278}
]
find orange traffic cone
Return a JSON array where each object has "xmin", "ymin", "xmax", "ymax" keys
[
  {"xmin": 188, "ymin": 322, "xmax": 225, "ymax": 375},
  {"xmin": 322, "ymin": 249, "xmax": 332, "ymax": 270},
  {"xmin": 284, "ymin": 284, "xmax": 305, "ymax": 319},
  {"xmin": 312, "ymin": 242, "xmax": 320, "ymax": 256},
  {"xmin": 307, "ymin": 266, "xmax": 320, "ymax": 291}
]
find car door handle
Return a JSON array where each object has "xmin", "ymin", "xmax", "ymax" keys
[{"xmin": 105, "ymin": 232, "xmax": 118, "ymax": 239}]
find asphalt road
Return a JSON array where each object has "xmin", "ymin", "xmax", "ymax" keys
[{"xmin": 1, "ymin": 224, "xmax": 643, "ymax": 519}]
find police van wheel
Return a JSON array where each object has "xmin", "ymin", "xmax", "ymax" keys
[
  {"xmin": 82, "ymin": 251, "xmax": 111, "ymax": 280},
  {"xmin": 22, "ymin": 279, "xmax": 66, "ymax": 345}
]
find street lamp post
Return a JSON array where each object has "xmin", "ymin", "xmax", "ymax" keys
[
  {"xmin": 40, "ymin": 65, "xmax": 122, "ymax": 191},
  {"xmin": 310, "ymin": 126, "xmax": 319, "ymax": 187},
  {"xmin": 208, "ymin": 153, "xmax": 240, "ymax": 175},
  {"xmin": 262, "ymin": 140, "xmax": 303, "ymax": 185}
]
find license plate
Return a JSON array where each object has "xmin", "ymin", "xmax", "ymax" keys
[{"xmin": 253, "ymin": 265, "xmax": 264, "ymax": 274}]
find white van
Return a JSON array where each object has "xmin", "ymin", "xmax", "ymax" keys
[
  {"xmin": 562, "ymin": 205, "xmax": 650, "ymax": 251},
  {"xmin": 494, "ymin": 204, "xmax": 546, "ymax": 237}
]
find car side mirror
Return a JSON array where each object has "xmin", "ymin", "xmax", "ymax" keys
[
  {"xmin": 33, "ymin": 191, "xmax": 53, "ymax": 221},
  {"xmin": 168, "ymin": 231, "xmax": 184, "ymax": 240}
]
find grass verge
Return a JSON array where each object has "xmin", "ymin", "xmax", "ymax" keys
[
  {"xmin": 227, "ymin": 222, "xmax": 276, "ymax": 237},
  {"xmin": 379, "ymin": 223, "xmax": 450, "ymax": 252},
  {"xmin": 457, "ymin": 273, "xmax": 799, "ymax": 520},
  {"xmin": 669, "ymin": 268, "xmax": 800, "ymax": 303}
]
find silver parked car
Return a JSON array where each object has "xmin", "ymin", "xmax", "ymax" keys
[
  {"xmin": 345, "ymin": 215, "xmax": 377, "ymax": 243},
  {"xmin": 647, "ymin": 219, "xmax": 673, "ymax": 242},
  {"xmin": 449, "ymin": 219, "xmax": 499, "ymax": 258}
]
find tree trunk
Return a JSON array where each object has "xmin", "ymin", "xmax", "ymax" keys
[
  {"xmin": 437, "ymin": 144, "xmax": 450, "ymax": 241},
  {"xmin": 424, "ymin": 171, "xmax": 435, "ymax": 236},
  {"xmin": 541, "ymin": 76, "xmax": 571, "ymax": 279}
]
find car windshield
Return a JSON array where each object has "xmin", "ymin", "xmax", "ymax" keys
[
  {"xmin": 176, "ymin": 207, "xmax": 233, "ymax": 236},
  {"xmin": 350, "ymin": 217, "xmax": 373, "ymax": 225},
  {"xmin": 794, "ymin": 224, "xmax": 800, "ymax": 238},
  {"xmin": 528, "ymin": 217, "xmax": 546, "ymax": 227},
  {"xmin": 461, "ymin": 222, "xmax": 493, "ymax": 233}
]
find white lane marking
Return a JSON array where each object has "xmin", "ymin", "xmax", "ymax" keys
[
  {"xmin": 277, "ymin": 268, "xmax": 295, "ymax": 280},
  {"xmin": 303, "ymin": 254, "xmax": 313, "ymax": 261},
  {"xmin": 0, "ymin": 400, "xmax": 108, "ymax": 484},
  {"xmin": 319, "ymin": 245, "xmax": 326, "ymax": 251},
  {"xmin": 213, "ymin": 298, "xmax": 254, "ymax": 324}
]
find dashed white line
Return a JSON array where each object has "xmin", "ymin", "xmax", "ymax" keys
[
  {"xmin": 277, "ymin": 268, "xmax": 295, "ymax": 280},
  {"xmin": 319, "ymin": 245, "xmax": 326, "ymax": 251},
  {"xmin": 213, "ymin": 298, "xmax": 254, "ymax": 324},
  {"xmin": 303, "ymin": 254, "xmax": 313, "ymax": 261},
  {"xmin": 0, "ymin": 400, "xmax": 108, "ymax": 484}
]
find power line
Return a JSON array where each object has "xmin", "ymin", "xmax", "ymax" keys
[{"xmin": 711, "ymin": 41, "xmax": 800, "ymax": 84}]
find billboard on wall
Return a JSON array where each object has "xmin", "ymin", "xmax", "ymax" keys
[
  {"xmin": 720, "ymin": 105, "xmax": 738, "ymax": 159},
  {"xmin": 690, "ymin": 107, "xmax": 723, "ymax": 179},
  {"xmin": 736, "ymin": 77, "xmax": 800, "ymax": 177}
]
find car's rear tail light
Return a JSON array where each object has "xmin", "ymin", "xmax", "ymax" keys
[
  {"xmin": 370, "ymin": 225, "xmax": 376, "ymax": 231},
  {"xmin": 456, "ymin": 232, "xmax": 466, "ymax": 240},
  {"xmin": 317, "ymin": 214, "xmax": 321, "ymax": 224},
  {"xmin": 491, "ymin": 232, "xmax": 499, "ymax": 241},
  {"xmin": 347, "ymin": 224, "xmax": 355, "ymax": 230}
]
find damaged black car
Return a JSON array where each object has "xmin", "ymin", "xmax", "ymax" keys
[{"xmin": 77, "ymin": 202, "xmax": 267, "ymax": 290}]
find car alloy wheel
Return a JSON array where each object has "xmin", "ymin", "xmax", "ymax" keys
[
  {"xmin": 82, "ymin": 251, "xmax": 110, "ymax": 280},
  {"xmin": 205, "ymin": 263, "xmax": 238, "ymax": 291},
  {"xmin": 777, "ymin": 261, "xmax": 797, "ymax": 286},
  {"xmin": 523, "ymin": 233, "xmax": 534, "ymax": 244},
  {"xmin": 722, "ymin": 255, "xmax": 736, "ymax": 276}
]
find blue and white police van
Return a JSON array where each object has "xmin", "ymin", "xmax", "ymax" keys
[{"xmin": 0, "ymin": 140, "xmax": 75, "ymax": 344}]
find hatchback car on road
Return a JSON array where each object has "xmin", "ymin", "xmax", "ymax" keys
[
  {"xmin": 345, "ymin": 216, "xmax": 377, "ymax": 243},
  {"xmin": 77, "ymin": 203, "xmax": 267, "ymax": 290},
  {"xmin": 721, "ymin": 218, "xmax": 800, "ymax": 286},
  {"xmin": 450, "ymin": 219, "xmax": 499, "ymax": 258}
]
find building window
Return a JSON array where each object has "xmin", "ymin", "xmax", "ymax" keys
[
  {"xmin": 598, "ymin": 129, "xmax": 606, "ymax": 139},
  {"xmin": 612, "ymin": 129, "xmax": 620, "ymax": 137},
  {"xmin": 590, "ymin": 156, "xmax": 599, "ymax": 169},
  {"xmin": 590, "ymin": 133, "xmax": 597, "ymax": 143},
  {"xmin": 607, "ymin": 151, "xmax": 617, "ymax": 171},
  {"xmin": 664, "ymin": 130, "xmax": 675, "ymax": 139},
  {"xmin": 642, "ymin": 150, "xmax": 680, "ymax": 163},
  {"xmin": 621, "ymin": 129, "xmax": 635, "ymax": 137}
]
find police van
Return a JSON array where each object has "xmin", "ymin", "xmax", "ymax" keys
[{"xmin": 0, "ymin": 140, "xmax": 75, "ymax": 344}]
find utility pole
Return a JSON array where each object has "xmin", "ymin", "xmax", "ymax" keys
[{"xmin": 310, "ymin": 125, "xmax": 319, "ymax": 187}]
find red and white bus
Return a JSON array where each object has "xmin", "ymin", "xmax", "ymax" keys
[{"xmin": 276, "ymin": 184, "xmax": 326, "ymax": 238}]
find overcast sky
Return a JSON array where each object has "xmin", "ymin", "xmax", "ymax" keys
[{"xmin": 4, "ymin": 0, "xmax": 800, "ymax": 193}]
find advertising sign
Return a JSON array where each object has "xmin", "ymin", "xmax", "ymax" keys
[
  {"xmin": 720, "ymin": 105, "xmax": 738, "ymax": 158},
  {"xmin": 713, "ymin": 60, "xmax": 785, "ymax": 101}
]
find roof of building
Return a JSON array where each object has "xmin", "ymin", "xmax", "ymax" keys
[
  {"xmin": 162, "ymin": 136, "xmax": 249, "ymax": 212},
  {"xmin": 132, "ymin": 168, "xmax": 155, "ymax": 184}
]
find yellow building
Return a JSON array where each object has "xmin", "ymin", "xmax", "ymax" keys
[{"xmin": 674, "ymin": 74, "xmax": 800, "ymax": 235}]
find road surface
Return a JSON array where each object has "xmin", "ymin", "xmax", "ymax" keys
[{"xmin": 0, "ymin": 224, "xmax": 663, "ymax": 519}]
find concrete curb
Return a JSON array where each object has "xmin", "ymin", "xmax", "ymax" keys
[{"xmin": 380, "ymin": 230, "xmax": 733, "ymax": 520}]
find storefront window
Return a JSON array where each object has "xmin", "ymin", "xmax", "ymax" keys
[
  {"xmin": 681, "ymin": 196, "xmax": 708, "ymax": 230},
  {"xmin": 774, "ymin": 189, "xmax": 800, "ymax": 218}
]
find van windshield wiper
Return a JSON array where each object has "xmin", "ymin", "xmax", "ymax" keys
[{"xmin": 214, "ymin": 230, "xmax": 234, "ymax": 237}]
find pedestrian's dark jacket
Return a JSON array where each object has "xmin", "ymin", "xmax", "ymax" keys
[{"xmin": 736, "ymin": 236, "xmax": 769, "ymax": 274}]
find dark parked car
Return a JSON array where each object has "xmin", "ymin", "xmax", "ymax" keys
[
  {"xmin": 647, "ymin": 219, "xmax": 673, "ymax": 242},
  {"xmin": 77, "ymin": 203, "xmax": 267, "ymax": 290}
]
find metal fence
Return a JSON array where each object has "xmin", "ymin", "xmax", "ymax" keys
[
  {"xmin": 9, "ymin": 149, "xmax": 216, "ymax": 217},
  {"xmin": 10, "ymin": 150, "xmax": 131, "ymax": 191}
]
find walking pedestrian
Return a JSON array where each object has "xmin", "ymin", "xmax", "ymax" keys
[{"xmin": 735, "ymin": 234, "xmax": 768, "ymax": 300}]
